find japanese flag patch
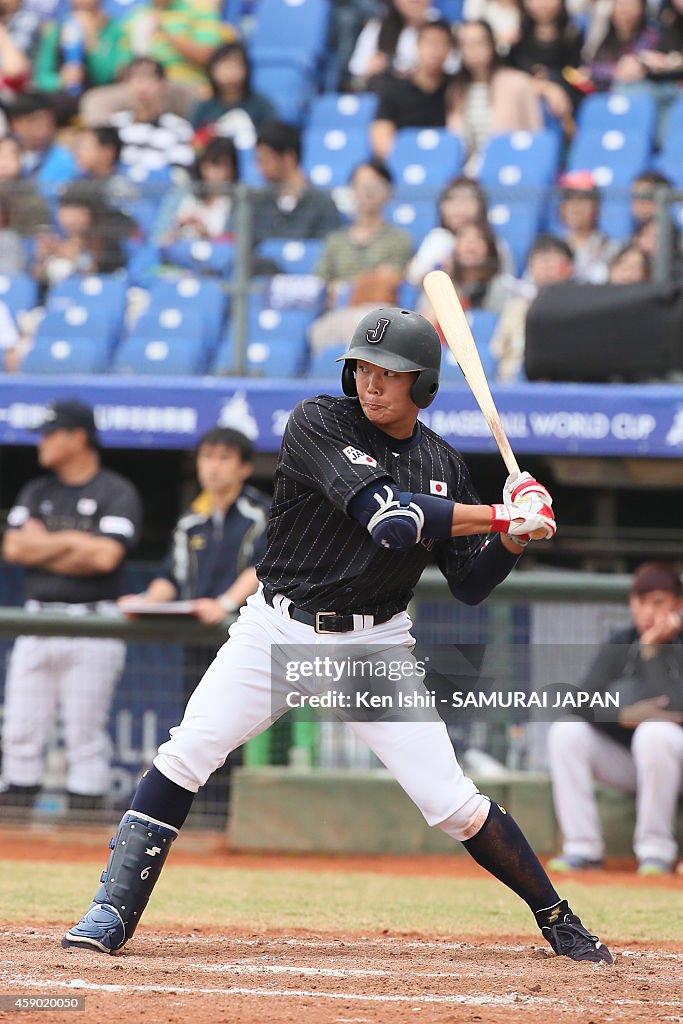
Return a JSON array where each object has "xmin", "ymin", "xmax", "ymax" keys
[
  {"xmin": 343, "ymin": 446, "xmax": 377, "ymax": 467},
  {"xmin": 430, "ymin": 479, "xmax": 448, "ymax": 496}
]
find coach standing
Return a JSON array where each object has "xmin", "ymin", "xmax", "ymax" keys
[{"xmin": 0, "ymin": 399, "xmax": 143, "ymax": 812}]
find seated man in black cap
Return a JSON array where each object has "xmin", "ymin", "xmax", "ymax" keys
[{"xmin": 0, "ymin": 399, "xmax": 143, "ymax": 812}]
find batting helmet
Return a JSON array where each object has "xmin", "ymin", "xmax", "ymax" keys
[{"xmin": 337, "ymin": 308, "xmax": 441, "ymax": 409}]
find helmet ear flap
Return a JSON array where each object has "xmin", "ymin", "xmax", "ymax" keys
[
  {"xmin": 341, "ymin": 360, "xmax": 357, "ymax": 397},
  {"xmin": 411, "ymin": 369, "xmax": 440, "ymax": 409}
]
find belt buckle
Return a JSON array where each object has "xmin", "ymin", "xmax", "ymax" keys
[{"xmin": 315, "ymin": 610, "xmax": 339, "ymax": 634}]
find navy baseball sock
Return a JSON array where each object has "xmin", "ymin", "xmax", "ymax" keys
[
  {"xmin": 462, "ymin": 801, "xmax": 560, "ymax": 917},
  {"xmin": 130, "ymin": 765, "xmax": 195, "ymax": 831}
]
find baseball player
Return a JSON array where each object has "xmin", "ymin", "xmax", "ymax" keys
[
  {"xmin": 63, "ymin": 309, "xmax": 612, "ymax": 964},
  {"xmin": 0, "ymin": 399, "xmax": 142, "ymax": 812}
]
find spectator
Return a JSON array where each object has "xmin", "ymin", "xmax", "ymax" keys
[
  {"xmin": 370, "ymin": 19, "xmax": 454, "ymax": 161},
  {"xmin": 0, "ymin": 297, "xmax": 23, "ymax": 371},
  {"xmin": 118, "ymin": 0, "xmax": 234, "ymax": 97},
  {"xmin": 507, "ymin": 0, "xmax": 584, "ymax": 124},
  {"xmin": 0, "ymin": 0, "xmax": 32, "ymax": 103},
  {"xmin": 119, "ymin": 426, "xmax": 268, "ymax": 824},
  {"xmin": 0, "ymin": 399, "xmax": 143, "ymax": 813},
  {"xmin": 433, "ymin": 217, "xmax": 509, "ymax": 314},
  {"xmin": 191, "ymin": 42, "xmax": 276, "ymax": 149},
  {"xmin": 632, "ymin": 215, "xmax": 683, "ymax": 277},
  {"xmin": 309, "ymin": 159, "xmax": 413, "ymax": 352},
  {"xmin": 74, "ymin": 125, "xmax": 142, "ymax": 214},
  {"xmin": 0, "ymin": 0, "xmax": 41, "ymax": 63},
  {"xmin": 463, "ymin": 0, "xmax": 522, "ymax": 54},
  {"xmin": 33, "ymin": 0, "xmax": 126, "ymax": 123},
  {"xmin": 0, "ymin": 192, "xmax": 25, "ymax": 272},
  {"xmin": 155, "ymin": 136, "xmax": 238, "ymax": 244},
  {"xmin": 630, "ymin": 170, "xmax": 673, "ymax": 231},
  {"xmin": 407, "ymin": 174, "xmax": 515, "ymax": 283},
  {"xmin": 109, "ymin": 58, "xmax": 195, "ymax": 176},
  {"xmin": 348, "ymin": 0, "xmax": 457, "ymax": 89},
  {"xmin": 490, "ymin": 233, "xmax": 574, "ymax": 381},
  {"xmin": 0, "ymin": 134, "xmax": 50, "ymax": 234},
  {"xmin": 251, "ymin": 120, "xmax": 341, "ymax": 246},
  {"xmin": 31, "ymin": 183, "xmax": 126, "ymax": 289},
  {"xmin": 548, "ymin": 561, "xmax": 683, "ymax": 875},
  {"xmin": 557, "ymin": 171, "xmax": 618, "ymax": 283},
  {"xmin": 446, "ymin": 20, "xmax": 542, "ymax": 169},
  {"xmin": 7, "ymin": 91, "xmax": 78, "ymax": 192},
  {"xmin": 582, "ymin": 0, "xmax": 659, "ymax": 92},
  {"xmin": 607, "ymin": 241, "xmax": 651, "ymax": 283}
]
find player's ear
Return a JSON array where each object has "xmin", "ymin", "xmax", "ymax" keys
[{"xmin": 341, "ymin": 360, "xmax": 357, "ymax": 398}]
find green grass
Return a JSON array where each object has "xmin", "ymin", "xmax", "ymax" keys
[{"xmin": 1, "ymin": 858, "xmax": 678, "ymax": 943}]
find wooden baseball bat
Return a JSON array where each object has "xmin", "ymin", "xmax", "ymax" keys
[{"xmin": 423, "ymin": 269, "xmax": 547, "ymax": 540}]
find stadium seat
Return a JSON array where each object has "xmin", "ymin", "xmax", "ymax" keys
[
  {"xmin": 160, "ymin": 239, "xmax": 235, "ymax": 277},
  {"xmin": 102, "ymin": 0, "xmax": 145, "ymax": 19},
  {"xmin": 385, "ymin": 198, "xmax": 439, "ymax": 249},
  {"xmin": 440, "ymin": 310, "xmax": 499, "ymax": 381},
  {"xmin": 34, "ymin": 305, "xmax": 122, "ymax": 352},
  {"xmin": 488, "ymin": 200, "xmax": 544, "ymax": 275},
  {"xmin": 307, "ymin": 343, "xmax": 346, "ymax": 378},
  {"xmin": 653, "ymin": 97, "xmax": 683, "ymax": 187},
  {"xmin": 112, "ymin": 336, "xmax": 207, "ymax": 375},
  {"xmin": 303, "ymin": 127, "xmax": 371, "ymax": 188},
  {"xmin": 251, "ymin": 64, "xmax": 315, "ymax": 124},
  {"xmin": 46, "ymin": 274, "xmax": 128, "ymax": 335},
  {"xmin": 434, "ymin": 0, "xmax": 464, "ymax": 19},
  {"xmin": 256, "ymin": 238, "xmax": 324, "ymax": 275},
  {"xmin": 567, "ymin": 128, "xmax": 651, "ymax": 186},
  {"xmin": 21, "ymin": 336, "xmax": 111, "ymax": 374},
  {"xmin": 214, "ymin": 305, "xmax": 313, "ymax": 375},
  {"xmin": 249, "ymin": 0, "xmax": 331, "ymax": 71},
  {"xmin": 144, "ymin": 276, "xmax": 229, "ymax": 351},
  {"xmin": 307, "ymin": 93, "xmax": 379, "ymax": 133},
  {"xmin": 478, "ymin": 130, "xmax": 560, "ymax": 190},
  {"xmin": 577, "ymin": 93, "xmax": 658, "ymax": 144},
  {"xmin": 0, "ymin": 273, "xmax": 39, "ymax": 321},
  {"xmin": 388, "ymin": 128, "xmax": 465, "ymax": 189}
]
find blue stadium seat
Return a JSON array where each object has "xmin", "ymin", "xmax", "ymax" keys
[
  {"xmin": 653, "ymin": 97, "xmax": 683, "ymax": 187},
  {"xmin": 478, "ymin": 130, "xmax": 560, "ymax": 189},
  {"xmin": 251, "ymin": 64, "xmax": 315, "ymax": 124},
  {"xmin": 46, "ymin": 274, "xmax": 128, "ymax": 332},
  {"xmin": 256, "ymin": 238, "xmax": 324, "ymax": 275},
  {"xmin": 440, "ymin": 310, "xmax": 499, "ymax": 381},
  {"xmin": 21, "ymin": 336, "xmax": 111, "ymax": 374},
  {"xmin": 102, "ymin": 0, "xmax": 145, "ymax": 18},
  {"xmin": 145, "ymin": 276, "xmax": 229, "ymax": 351},
  {"xmin": 487, "ymin": 200, "xmax": 543, "ymax": 275},
  {"xmin": 434, "ymin": 0, "xmax": 464, "ymax": 19},
  {"xmin": 122, "ymin": 306, "xmax": 209, "ymax": 360},
  {"xmin": 34, "ymin": 305, "xmax": 122, "ymax": 352},
  {"xmin": 112, "ymin": 336, "xmax": 207, "ymax": 375},
  {"xmin": 307, "ymin": 93, "xmax": 379, "ymax": 132},
  {"xmin": 307, "ymin": 343, "xmax": 346, "ymax": 378},
  {"xmin": 214, "ymin": 305, "xmax": 313, "ymax": 375},
  {"xmin": 385, "ymin": 198, "xmax": 439, "ymax": 249},
  {"xmin": 567, "ymin": 128, "xmax": 651, "ymax": 186},
  {"xmin": 388, "ymin": 128, "xmax": 464, "ymax": 189},
  {"xmin": 160, "ymin": 239, "xmax": 235, "ymax": 277},
  {"xmin": 0, "ymin": 273, "xmax": 38, "ymax": 321},
  {"xmin": 303, "ymin": 127, "xmax": 371, "ymax": 188},
  {"xmin": 577, "ymin": 93, "xmax": 658, "ymax": 144},
  {"xmin": 250, "ymin": 0, "xmax": 331, "ymax": 71}
]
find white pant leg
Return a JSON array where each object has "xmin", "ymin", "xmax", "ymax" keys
[
  {"xmin": 631, "ymin": 721, "xmax": 683, "ymax": 864},
  {"xmin": 1, "ymin": 637, "xmax": 61, "ymax": 787},
  {"xmin": 58, "ymin": 637, "xmax": 126, "ymax": 796},
  {"xmin": 548, "ymin": 719, "xmax": 637, "ymax": 860}
]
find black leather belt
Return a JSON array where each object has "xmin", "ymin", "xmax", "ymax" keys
[{"xmin": 262, "ymin": 586, "xmax": 395, "ymax": 633}]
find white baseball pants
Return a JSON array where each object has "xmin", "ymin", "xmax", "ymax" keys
[
  {"xmin": 2, "ymin": 635, "xmax": 126, "ymax": 796},
  {"xmin": 548, "ymin": 718, "xmax": 683, "ymax": 864},
  {"xmin": 156, "ymin": 587, "xmax": 490, "ymax": 840}
]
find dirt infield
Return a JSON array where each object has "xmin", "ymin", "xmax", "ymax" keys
[{"xmin": 2, "ymin": 926, "xmax": 682, "ymax": 1024}]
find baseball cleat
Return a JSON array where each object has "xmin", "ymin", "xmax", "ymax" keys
[
  {"xmin": 547, "ymin": 854, "xmax": 604, "ymax": 873},
  {"xmin": 542, "ymin": 910, "xmax": 613, "ymax": 965},
  {"xmin": 62, "ymin": 902, "xmax": 126, "ymax": 954},
  {"xmin": 638, "ymin": 858, "xmax": 674, "ymax": 876}
]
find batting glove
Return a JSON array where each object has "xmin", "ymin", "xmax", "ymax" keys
[
  {"xmin": 366, "ymin": 484, "xmax": 425, "ymax": 549},
  {"xmin": 490, "ymin": 503, "xmax": 557, "ymax": 541},
  {"xmin": 503, "ymin": 471, "xmax": 553, "ymax": 519}
]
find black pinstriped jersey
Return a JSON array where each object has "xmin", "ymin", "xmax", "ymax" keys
[{"xmin": 258, "ymin": 395, "xmax": 486, "ymax": 615}]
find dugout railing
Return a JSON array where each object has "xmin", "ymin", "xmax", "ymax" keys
[{"xmin": 0, "ymin": 570, "xmax": 633, "ymax": 829}]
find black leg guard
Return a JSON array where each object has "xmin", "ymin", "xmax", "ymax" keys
[{"xmin": 62, "ymin": 811, "xmax": 177, "ymax": 953}]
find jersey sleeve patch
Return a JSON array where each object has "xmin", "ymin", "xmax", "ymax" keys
[
  {"xmin": 430, "ymin": 480, "xmax": 448, "ymax": 496},
  {"xmin": 343, "ymin": 446, "xmax": 378, "ymax": 467},
  {"xmin": 7, "ymin": 505, "xmax": 30, "ymax": 527},
  {"xmin": 99, "ymin": 515, "xmax": 135, "ymax": 539}
]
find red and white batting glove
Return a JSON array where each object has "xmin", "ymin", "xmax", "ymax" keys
[
  {"xmin": 490, "ymin": 503, "xmax": 557, "ymax": 542},
  {"xmin": 503, "ymin": 471, "xmax": 553, "ymax": 513}
]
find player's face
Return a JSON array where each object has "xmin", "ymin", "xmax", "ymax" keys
[
  {"xmin": 630, "ymin": 589, "xmax": 682, "ymax": 636},
  {"xmin": 196, "ymin": 443, "xmax": 251, "ymax": 495},
  {"xmin": 355, "ymin": 360, "xmax": 419, "ymax": 438},
  {"xmin": 37, "ymin": 429, "xmax": 85, "ymax": 469}
]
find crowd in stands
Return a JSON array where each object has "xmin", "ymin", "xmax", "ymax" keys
[{"xmin": 0, "ymin": 0, "xmax": 681, "ymax": 379}]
